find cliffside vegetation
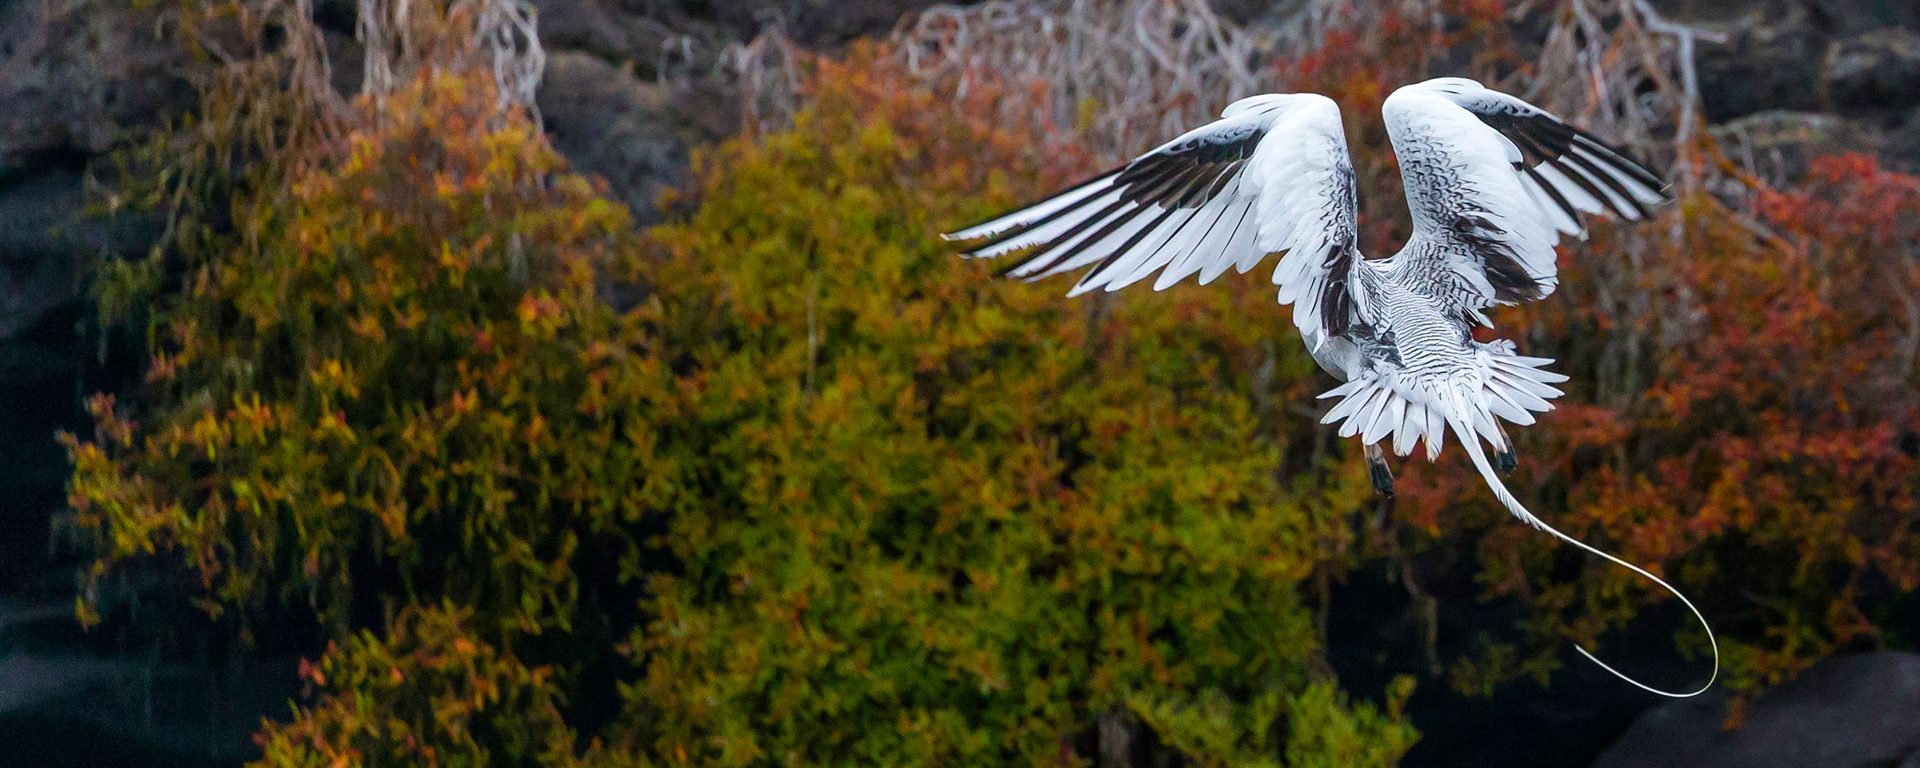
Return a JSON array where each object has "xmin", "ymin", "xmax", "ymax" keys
[{"xmin": 54, "ymin": 0, "xmax": 1920, "ymax": 763}]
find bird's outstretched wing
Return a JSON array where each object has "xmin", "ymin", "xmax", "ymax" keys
[
  {"xmin": 943, "ymin": 93, "xmax": 1362, "ymax": 345},
  {"xmin": 1382, "ymin": 77, "xmax": 1670, "ymax": 311}
]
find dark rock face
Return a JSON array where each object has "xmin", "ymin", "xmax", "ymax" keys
[
  {"xmin": 0, "ymin": 1, "xmax": 189, "ymax": 341},
  {"xmin": 0, "ymin": 170, "xmax": 83, "ymax": 341},
  {"xmin": 1826, "ymin": 28, "xmax": 1920, "ymax": 121},
  {"xmin": 0, "ymin": 2, "xmax": 191, "ymax": 176},
  {"xmin": 0, "ymin": 4, "xmax": 243, "ymax": 765},
  {"xmin": 538, "ymin": 0, "xmax": 674, "ymax": 63},
  {"xmin": 1, "ymin": 0, "xmax": 179, "ymax": 633},
  {"xmin": 535, "ymin": 0, "xmax": 970, "ymax": 76},
  {"xmin": 527, "ymin": 0, "xmax": 968, "ymax": 220},
  {"xmin": 1692, "ymin": 5, "xmax": 1830, "ymax": 122},
  {"xmin": 1326, "ymin": 561, "xmax": 1700, "ymax": 768},
  {"xmin": 1672, "ymin": 1, "xmax": 1920, "ymax": 168},
  {"xmin": 1887, "ymin": 105, "xmax": 1920, "ymax": 169},
  {"xmin": 622, "ymin": 0, "xmax": 957, "ymax": 47},
  {"xmin": 1803, "ymin": 0, "xmax": 1920, "ymax": 37},
  {"xmin": 1708, "ymin": 110, "xmax": 1886, "ymax": 180},
  {"xmin": 1592, "ymin": 652, "xmax": 1920, "ymax": 768},
  {"xmin": 538, "ymin": 51, "xmax": 697, "ymax": 224}
]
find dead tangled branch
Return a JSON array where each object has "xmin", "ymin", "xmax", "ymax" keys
[
  {"xmin": 357, "ymin": 0, "xmax": 546, "ymax": 118},
  {"xmin": 164, "ymin": 0, "xmax": 546, "ymax": 138},
  {"xmin": 728, "ymin": 26, "xmax": 810, "ymax": 135},
  {"xmin": 890, "ymin": 0, "xmax": 1264, "ymax": 161},
  {"xmin": 1266, "ymin": 0, "xmax": 1721, "ymax": 191},
  {"xmin": 725, "ymin": 0, "xmax": 1262, "ymax": 160},
  {"xmin": 733, "ymin": 0, "xmax": 1720, "ymax": 181},
  {"xmin": 1529, "ymin": 0, "xmax": 1726, "ymax": 195}
]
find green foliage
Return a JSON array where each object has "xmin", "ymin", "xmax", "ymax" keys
[
  {"xmin": 66, "ymin": 71, "xmax": 649, "ymax": 641},
  {"xmin": 619, "ymin": 54, "xmax": 1410, "ymax": 765},
  {"xmin": 1129, "ymin": 678, "xmax": 1416, "ymax": 768},
  {"xmin": 69, "ymin": 34, "xmax": 1415, "ymax": 768},
  {"xmin": 256, "ymin": 604, "xmax": 577, "ymax": 767},
  {"xmin": 72, "ymin": 0, "xmax": 1920, "ymax": 759}
]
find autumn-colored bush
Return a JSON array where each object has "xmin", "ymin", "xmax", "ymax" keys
[
  {"xmin": 1237, "ymin": 1, "xmax": 1920, "ymax": 702},
  {"xmin": 1519, "ymin": 155, "xmax": 1920, "ymax": 696},
  {"xmin": 68, "ymin": 12, "xmax": 1416, "ymax": 765},
  {"xmin": 67, "ymin": 0, "xmax": 1920, "ymax": 764},
  {"xmin": 67, "ymin": 69, "xmax": 647, "ymax": 640},
  {"xmin": 256, "ymin": 604, "xmax": 577, "ymax": 767},
  {"xmin": 611, "ymin": 51, "xmax": 1414, "ymax": 765}
]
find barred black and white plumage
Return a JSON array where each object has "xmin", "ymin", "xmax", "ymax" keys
[{"xmin": 942, "ymin": 77, "xmax": 1716, "ymax": 698}]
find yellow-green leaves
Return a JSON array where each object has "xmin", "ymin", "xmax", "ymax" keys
[
  {"xmin": 74, "ymin": 48, "xmax": 1414, "ymax": 768},
  {"xmin": 623, "ymin": 53, "xmax": 1412, "ymax": 766}
]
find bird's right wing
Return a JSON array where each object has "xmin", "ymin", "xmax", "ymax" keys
[
  {"xmin": 1381, "ymin": 78, "xmax": 1670, "ymax": 311},
  {"xmin": 943, "ymin": 93, "xmax": 1365, "ymax": 346}
]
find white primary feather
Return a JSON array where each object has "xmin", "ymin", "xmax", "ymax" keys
[{"xmin": 943, "ymin": 92, "xmax": 1364, "ymax": 349}]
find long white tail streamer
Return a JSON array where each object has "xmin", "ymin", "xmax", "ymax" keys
[{"xmin": 1450, "ymin": 412, "xmax": 1720, "ymax": 698}]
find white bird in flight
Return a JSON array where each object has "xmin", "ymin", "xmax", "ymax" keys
[{"xmin": 943, "ymin": 77, "xmax": 1716, "ymax": 697}]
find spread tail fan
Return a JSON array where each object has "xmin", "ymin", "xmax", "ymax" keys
[
  {"xmin": 1443, "ymin": 398, "xmax": 1720, "ymax": 699},
  {"xmin": 1316, "ymin": 343, "xmax": 1565, "ymax": 463}
]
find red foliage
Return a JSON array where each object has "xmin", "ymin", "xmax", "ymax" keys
[{"xmin": 1260, "ymin": 6, "xmax": 1920, "ymax": 696}]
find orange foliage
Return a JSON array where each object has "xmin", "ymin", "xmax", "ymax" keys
[{"xmin": 1246, "ymin": 5, "xmax": 1920, "ymax": 698}]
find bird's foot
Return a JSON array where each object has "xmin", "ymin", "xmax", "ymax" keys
[
  {"xmin": 1370, "ymin": 462, "xmax": 1396, "ymax": 497},
  {"xmin": 1493, "ymin": 421, "xmax": 1518, "ymax": 474},
  {"xmin": 1496, "ymin": 449, "xmax": 1517, "ymax": 475},
  {"xmin": 1360, "ymin": 444, "xmax": 1395, "ymax": 530},
  {"xmin": 1364, "ymin": 442, "xmax": 1395, "ymax": 497}
]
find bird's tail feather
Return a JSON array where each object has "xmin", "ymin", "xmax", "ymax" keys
[
  {"xmin": 1318, "ymin": 342, "xmax": 1563, "ymax": 461},
  {"xmin": 1319, "ymin": 351, "xmax": 1718, "ymax": 697},
  {"xmin": 1445, "ymin": 404, "xmax": 1719, "ymax": 698}
]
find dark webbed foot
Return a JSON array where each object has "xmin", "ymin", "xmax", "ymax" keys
[
  {"xmin": 1369, "ymin": 459, "xmax": 1396, "ymax": 496},
  {"xmin": 1494, "ymin": 421, "xmax": 1517, "ymax": 474},
  {"xmin": 1365, "ymin": 442, "xmax": 1395, "ymax": 498}
]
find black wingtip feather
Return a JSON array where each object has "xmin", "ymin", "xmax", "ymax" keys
[
  {"xmin": 1470, "ymin": 103, "xmax": 1675, "ymax": 218},
  {"xmin": 943, "ymin": 166, "xmax": 1124, "ymax": 242},
  {"xmin": 1455, "ymin": 213, "xmax": 1550, "ymax": 303},
  {"xmin": 1566, "ymin": 127, "xmax": 1668, "ymax": 192},
  {"xmin": 1560, "ymin": 149, "xmax": 1653, "ymax": 220}
]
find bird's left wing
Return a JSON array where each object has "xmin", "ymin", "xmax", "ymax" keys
[
  {"xmin": 1382, "ymin": 77, "xmax": 1670, "ymax": 311},
  {"xmin": 943, "ymin": 93, "xmax": 1363, "ymax": 344}
]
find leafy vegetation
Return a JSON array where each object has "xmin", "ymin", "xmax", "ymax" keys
[
  {"xmin": 58, "ymin": 0, "xmax": 1920, "ymax": 763},
  {"xmin": 616, "ymin": 54, "xmax": 1413, "ymax": 764},
  {"xmin": 64, "ymin": 11, "xmax": 1415, "ymax": 764}
]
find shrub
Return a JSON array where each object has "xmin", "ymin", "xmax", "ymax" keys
[
  {"xmin": 66, "ymin": 70, "xmax": 650, "ymax": 641},
  {"xmin": 255, "ymin": 605, "xmax": 576, "ymax": 767},
  {"xmin": 616, "ymin": 52, "xmax": 1414, "ymax": 765},
  {"xmin": 88, "ymin": 0, "xmax": 1920, "ymax": 759},
  {"xmin": 70, "ymin": 37, "xmax": 1415, "ymax": 768}
]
